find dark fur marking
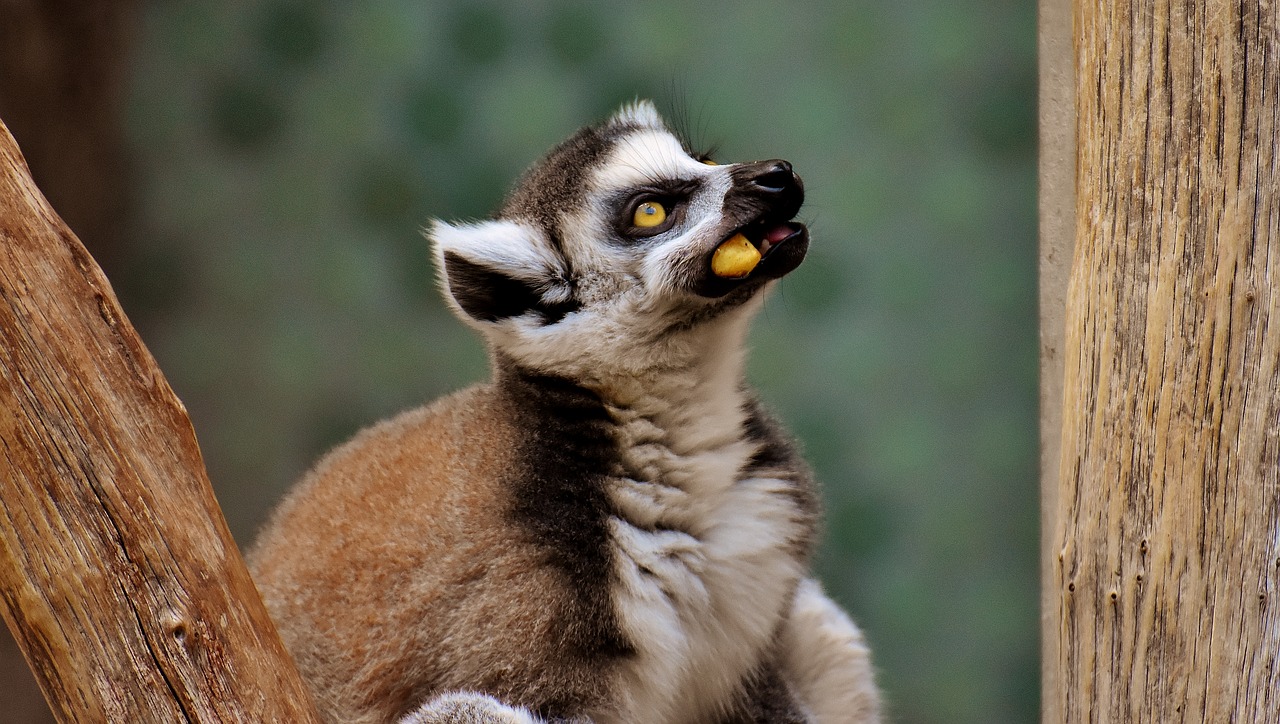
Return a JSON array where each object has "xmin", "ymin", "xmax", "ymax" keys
[
  {"xmin": 606, "ymin": 178, "xmax": 705, "ymax": 244},
  {"xmin": 492, "ymin": 120, "xmax": 627, "ymax": 314},
  {"xmin": 443, "ymin": 252, "xmax": 580, "ymax": 325},
  {"xmin": 537, "ymin": 297, "xmax": 582, "ymax": 325},
  {"xmin": 498, "ymin": 122, "xmax": 629, "ymax": 252},
  {"xmin": 444, "ymin": 252, "xmax": 544, "ymax": 322},
  {"xmin": 741, "ymin": 397, "xmax": 821, "ymax": 563},
  {"xmin": 741, "ymin": 397, "xmax": 805, "ymax": 473},
  {"xmin": 497, "ymin": 356, "xmax": 635, "ymax": 718},
  {"xmin": 716, "ymin": 659, "xmax": 809, "ymax": 724}
]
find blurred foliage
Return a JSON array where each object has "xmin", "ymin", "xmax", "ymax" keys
[{"xmin": 120, "ymin": 1, "xmax": 1038, "ymax": 722}]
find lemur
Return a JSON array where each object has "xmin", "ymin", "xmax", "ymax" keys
[{"xmin": 248, "ymin": 101, "xmax": 881, "ymax": 724}]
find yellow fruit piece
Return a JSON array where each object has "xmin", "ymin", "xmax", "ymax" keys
[{"xmin": 711, "ymin": 233, "xmax": 762, "ymax": 279}]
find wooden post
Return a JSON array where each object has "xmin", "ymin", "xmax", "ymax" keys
[
  {"xmin": 0, "ymin": 119, "xmax": 321, "ymax": 721},
  {"xmin": 1037, "ymin": 0, "xmax": 1073, "ymax": 721},
  {"xmin": 1053, "ymin": 0, "xmax": 1280, "ymax": 721}
]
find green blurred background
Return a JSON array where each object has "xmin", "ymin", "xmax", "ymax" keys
[{"xmin": 1, "ymin": 1, "xmax": 1038, "ymax": 722}]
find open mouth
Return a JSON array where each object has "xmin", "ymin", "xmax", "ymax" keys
[
  {"xmin": 735, "ymin": 220, "xmax": 806, "ymax": 259},
  {"xmin": 694, "ymin": 217, "xmax": 810, "ymax": 298},
  {"xmin": 707, "ymin": 217, "xmax": 809, "ymax": 279},
  {"xmin": 691, "ymin": 158, "xmax": 810, "ymax": 298}
]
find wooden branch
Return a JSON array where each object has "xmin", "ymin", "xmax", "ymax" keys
[
  {"xmin": 0, "ymin": 119, "xmax": 321, "ymax": 721},
  {"xmin": 1055, "ymin": 0, "xmax": 1280, "ymax": 720}
]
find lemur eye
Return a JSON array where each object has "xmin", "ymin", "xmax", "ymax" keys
[
  {"xmin": 702, "ymin": 158, "xmax": 717, "ymax": 166},
  {"xmin": 633, "ymin": 200, "xmax": 667, "ymax": 228}
]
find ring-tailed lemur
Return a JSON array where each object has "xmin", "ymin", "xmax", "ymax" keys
[{"xmin": 248, "ymin": 101, "xmax": 881, "ymax": 724}]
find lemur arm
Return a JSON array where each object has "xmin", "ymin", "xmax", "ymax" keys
[
  {"xmin": 400, "ymin": 693, "xmax": 601, "ymax": 724},
  {"xmin": 401, "ymin": 682, "xmax": 810, "ymax": 724},
  {"xmin": 398, "ymin": 579, "xmax": 880, "ymax": 724},
  {"xmin": 778, "ymin": 579, "xmax": 882, "ymax": 724}
]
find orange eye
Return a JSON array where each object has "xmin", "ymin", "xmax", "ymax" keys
[
  {"xmin": 633, "ymin": 200, "xmax": 667, "ymax": 228},
  {"xmin": 702, "ymin": 158, "xmax": 718, "ymax": 166}
]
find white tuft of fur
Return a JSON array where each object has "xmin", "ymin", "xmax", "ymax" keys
[
  {"xmin": 428, "ymin": 219, "xmax": 562, "ymax": 277},
  {"xmin": 399, "ymin": 691, "xmax": 540, "ymax": 724},
  {"xmin": 608, "ymin": 99, "xmax": 666, "ymax": 130},
  {"xmin": 781, "ymin": 580, "xmax": 883, "ymax": 723},
  {"xmin": 592, "ymin": 128, "xmax": 721, "ymax": 194}
]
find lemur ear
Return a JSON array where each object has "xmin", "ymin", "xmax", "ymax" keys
[{"xmin": 427, "ymin": 219, "xmax": 578, "ymax": 326}]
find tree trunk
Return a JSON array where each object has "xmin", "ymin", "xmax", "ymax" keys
[
  {"xmin": 0, "ymin": 119, "xmax": 321, "ymax": 721},
  {"xmin": 1054, "ymin": 0, "xmax": 1280, "ymax": 721}
]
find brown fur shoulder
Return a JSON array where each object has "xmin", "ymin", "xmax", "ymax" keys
[{"xmin": 248, "ymin": 384, "xmax": 613, "ymax": 723}]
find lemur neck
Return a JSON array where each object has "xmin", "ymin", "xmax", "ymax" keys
[
  {"xmin": 585, "ymin": 317, "xmax": 755, "ymax": 455},
  {"xmin": 493, "ymin": 312, "xmax": 755, "ymax": 455},
  {"xmin": 601, "ymin": 351, "xmax": 744, "ymax": 420}
]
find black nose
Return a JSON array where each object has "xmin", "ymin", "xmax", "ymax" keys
[
  {"xmin": 750, "ymin": 160, "xmax": 798, "ymax": 193},
  {"xmin": 730, "ymin": 159, "xmax": 804, "ymax": 218}
]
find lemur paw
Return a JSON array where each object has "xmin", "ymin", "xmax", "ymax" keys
[{"xmin": 399, "ymin": 692, "xmax": 540, "ymax": 724}]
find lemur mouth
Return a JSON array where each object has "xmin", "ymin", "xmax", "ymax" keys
[
  {"xmin": 694, "ymin": 219, "xmax": 810, "ymax": 298},
  {"xmin": 735, "ymin": 221, "xmax": 806, "ymax": 258},
  {"xmin": 691, "ymin": 158, "xmax": 809, "ymax": 298}
]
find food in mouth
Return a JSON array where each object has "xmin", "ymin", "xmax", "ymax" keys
[{"xmin": 711, "ymin": 233, "xmax": 762, "ymax": 278}]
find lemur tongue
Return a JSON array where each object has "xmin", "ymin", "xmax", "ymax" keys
[
  {"xmin": 759, "ymin": 223, "xmax": 797, "ymax": 254},
  {"xmin": 765, "ymin": 224, "xmax": 795, "ymax": 243}
]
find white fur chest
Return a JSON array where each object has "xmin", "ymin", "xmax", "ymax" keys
[{"xmin": 596, "ymin": 377, "xmax": 810, "ymax": 724}]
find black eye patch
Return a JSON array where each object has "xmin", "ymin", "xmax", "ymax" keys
[{"xmin": 610, "ymin": 179, "xmax": 704, "ymax": 241}]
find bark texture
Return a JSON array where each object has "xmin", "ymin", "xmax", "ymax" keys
[
  {"xmin": 0, "ymin": 119, "xmax": 321, "ymax": 722},
  {"xmin": 1056, "ymin": 0, "xmax": 1280, "ymax": 721}
]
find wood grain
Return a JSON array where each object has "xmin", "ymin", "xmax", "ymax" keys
[
  {"xmin": 1056, "ymin": 0, "xmax": 1280, "ymax": 720},
  {"xmin": 1038, "ymin": 0, "xmax": 1074, "ymax": 721},
  {"xmin": 0, "ymin": 119, "xmax": 321, "ymax": 721}
]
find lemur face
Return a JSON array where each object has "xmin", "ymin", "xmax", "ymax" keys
[{"xmin": 429, "ymin": 101, "xmax": 808, "ymax": 378}]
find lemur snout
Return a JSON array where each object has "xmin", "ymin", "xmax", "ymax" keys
[
  {"xmin": 695, "ymin": 158, "xmax": 809, "ymax": 298},
  {"xmin": 732, "ymin": 159, "xmax": 805, "ymax": 219}
]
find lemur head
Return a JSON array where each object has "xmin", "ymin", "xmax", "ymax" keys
[{"xmin": 429, "ymin": 101, "xmax": 808, "ymax": 381}]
